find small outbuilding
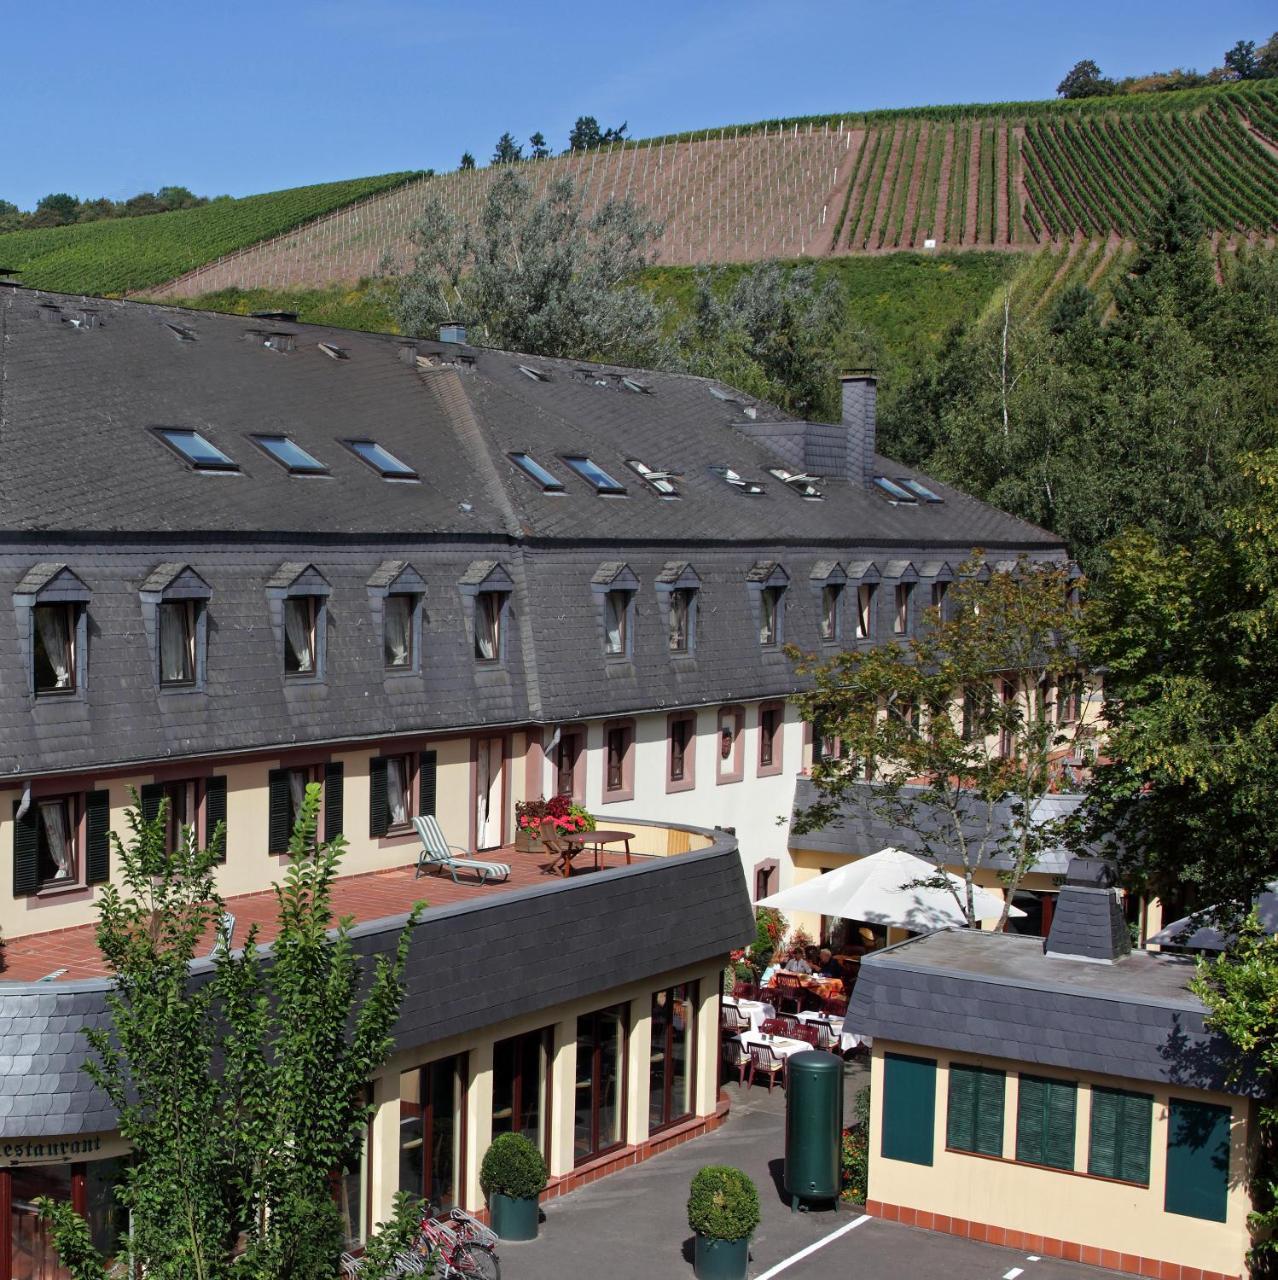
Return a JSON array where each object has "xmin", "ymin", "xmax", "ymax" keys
[{"xmin": 845, "ymin": 860, "xmax": 1259, "ymax": 1280}]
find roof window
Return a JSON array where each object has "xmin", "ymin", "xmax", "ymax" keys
[
  {"xmin": 564, "ymin": 456, "xmax": 627, "ymax": 495},
  {"xmin": 317, "ymin": 341, "xmax": 348, "ymax": 360},
  {"xmin": 345, "ymin": 439, "xmax": 418, "ymax": 480},
  {"xmin": 768, "ymin": 467, "xmax": 823, "ymax": 500},
  {"xmin": 899, "ymin": 477, "xmax": 943, "ymax": 503},
  {"xmin": 509, "ymin": 452, "xmax": 565, "ymax": 492},
  {"xmin": 707, "ymin": 385, "xmax": 739, "ymax": 403},
  {"xmin": 518, "ymin": 364, "xmax": 550, "ymax": 382},
  {"xmin": 710, "ymin": 465, "xmax": 765, "ymax": 496},
  {"xmin": 166, "ymin": 322, "xmax": 197, "ymax": 342},
  {"xmin": 873, "ymin": 476, "xmax": 918, "ymax": 504},
  {"xmin": 620, "ymin": 376, "xmax": 651, "ymax": 394},
  {"xmin": 626, "ymin": 459, "xmax": 680, "ymax": 497},
  {"xmin": 252, "ymin": 434, "xmax": 328, "ymax": 475},
  {"xmin": 155, "ymin": 428, "xmax": 239, "ymax": 472}
]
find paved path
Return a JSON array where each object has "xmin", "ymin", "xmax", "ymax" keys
[{"xmin": 504, "ymin": 1066, "xmax": 1124, "ymax": 1280}]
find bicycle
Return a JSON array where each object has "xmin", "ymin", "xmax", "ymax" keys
[{"xmin": 417, "ymin": 1206, "xmax": 501, "ymax": 1280}]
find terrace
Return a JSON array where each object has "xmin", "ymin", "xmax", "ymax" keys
[{"xmin": 0, "ymin": 816, "xmax": 722, "ymax": 984}]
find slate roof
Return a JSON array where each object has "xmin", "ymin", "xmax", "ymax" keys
[
  {"xmin": 845, "ymin": 928, "xmax": 1255, "ymax": 1096},
  {"xmin": 15, "ymin": 563, "xmax": 70, "ymax": 595},
  {"xmin": 366, "ymin": 560, "xmax": 409, "ymax": 590},
  {"xmin": 790, "ymin": 777, "xmax": 1082, "ymax": 876},
  {"xmin": 0, "ymin": 833, "xmax": 752, "ymax": 1138}
]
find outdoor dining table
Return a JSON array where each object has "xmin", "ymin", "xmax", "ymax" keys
[
  {"xmin": 558, "ymin": 828, "xmax": 636, "ymax": 876},
  {"xmin": 721, "ymin": 996, "xmax": 776, "ymax": 1032},
  {"xmin": 795, "ymin": 1010, "xmax": 871, "ymax": 1053},
  {"xmin": 735, "ymin": 1030, "xmax": 812, "ymax": 1062}
]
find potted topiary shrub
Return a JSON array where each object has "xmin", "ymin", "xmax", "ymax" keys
[
  {"xmin": 480, "ymin": 1131, "xmax": 548, "ymax": 1240},
  {"xmin": 687, "ymin": 1165, "xmax": 760, "ymax": 1279}
]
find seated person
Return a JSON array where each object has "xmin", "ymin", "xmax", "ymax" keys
[
  {"xmin": 817, "ymin": 947, "xmax": 842, "ymax": 979},
  {"xmin": 759, "ymin": 959, "xmax": 780, "ymax": 987},
  {"xmin": 783, "ymin": 948, "xmax": 813, "ymax": 975}
]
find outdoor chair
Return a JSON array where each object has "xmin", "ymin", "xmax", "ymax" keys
[
  {"xmin": 820, "ymin": 994, "xmax": 849, "ymax": 1018},
  {"xmin": 746, "ymin": 1043, "xmax": 786, "ymax": 1092},
  {"xmin": 732, "ymin": 979, "xmax": 758, "ymax": 1000},
  {"xmin": 412, "ymin": 815, "xmax": 510, "ymax": 885},
  {"xmin": 794, "ymin": 1024, "xmax": 820, "ymax": 1047},
  {"xmin": 537, "ymin": 817, "xmax": 579, "ymax": 878},
  {"xmin": 759, "ymin": 1017, "xmax": 788, "ymax": 1037},
  {"xmin": 208, "ymin": 910, "xmax": 237, "ymax": 958},
  {"xmin": 720, "ymin": 1004, "xmax": 750, "ymax": 1035},
  {"xmin": 722, "ymin": 1037, "xmax": 750, "ymax": 1086},
  {"xmin": 772, "ymin": 972, "xmax": 804, "ymax": 1014},
  {"xmin": 810, "ymin": 1018, "xmax": 840, "ymax": 1052}
]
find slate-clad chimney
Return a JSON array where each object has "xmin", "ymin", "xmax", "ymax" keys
[
  {"xmin": 1044, "ymin": 858, "xmax": 1131, "ymax": 963},
  {"xmin": 840, "ymin": 373, "xmax": 877, "ymax": 488}
]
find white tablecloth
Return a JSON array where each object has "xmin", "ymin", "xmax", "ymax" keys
[
  {"xmin": 722, "ymin": 997, "xmax": 776, "ymax": 1033},
  {"xmin": 795, "ymin": 1010, "xmax": 871, "ymax": 1052},
  {"xmin": 736, "ymin": 1031, "xmax": 811, "ymax": 1062}
]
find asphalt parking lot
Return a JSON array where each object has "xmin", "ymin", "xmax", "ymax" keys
[{"xmin": 504, "ymin": 1065, "xmax": 1125, "ymax": 1280}]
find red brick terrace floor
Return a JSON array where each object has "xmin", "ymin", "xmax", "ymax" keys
[{"xmin": 0, "ymin": 843, "xmax": 633, "ymax": 984}]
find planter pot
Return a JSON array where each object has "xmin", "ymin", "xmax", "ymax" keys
[
  {"xmin": 693, "ymin": 1233, "xmax": 749, "ymax": 1280},
  {"xmin": 489, "ymin": 1192, "xmax": 540, "ymax": 1240},
  {"xmin": 514, "ymin": 831, "xmax": 545, "ymax": 854}
]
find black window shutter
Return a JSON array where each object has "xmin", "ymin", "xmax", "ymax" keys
[
  {"xmin": 1088, "ymin": 1086, "xmax": 1120, "ymax": 1180},
  {"xmin": 946, "ymin": 1065, "xmax": 977, "ymax": 1152},
  {"xmin": 1118, "ymin": 1090, "xmax": 1152, "ymax": 1185},
  {"xmin": 267, "ymin": 769, "xmax": 291, "ymax": 853},
  {"xmin": 139, "ymin": 782, "xmax": 165, "ymax": 827},
  {"xmin": 85, "ymin": 790, "xmax": 110, "ymax": 884},
  {"xmin": 1044, "ymin": 1079, "xmax": 1077, "ymax": 1170},
  {"xmin": 205, "ymin": 776, "xmax": 228, "ymax": 861},
  {"xmin": 1015, "ymin": 1075, "xmax": 1046, "ymax": 1164},
  {"xmin": 13, "ymin": 800, "xmax": 40, "ymax": 896},
  {"xmin": 369, "ymin": 757, "xmax": 389, "ymax": 838},
  {"xmin": 324, "ymin": 762, "xmax": 344, "ymax": 840},
  {"xmin": 419, "ymin": 750, "xmax": 438, "ymax": 818},
  {"xmin": 973, "ymin": 1069, "xmax": 1006, "ymax": 1157}
]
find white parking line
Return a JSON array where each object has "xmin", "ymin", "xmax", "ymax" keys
[
  {"xmin": 1004, "ymin": 1269, "xmax": 1024, "ymax": 1279},
  {"xmin": 753, "ymin": 1213, "xmax": 872, "ymax": 1280}
]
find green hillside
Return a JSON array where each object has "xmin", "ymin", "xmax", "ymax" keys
[{"xmin": 0, "ymin": 172, "xmax": 421, "ymax": 295}]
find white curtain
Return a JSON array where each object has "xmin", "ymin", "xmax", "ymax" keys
[
  {"xmin": 668, "ymin": 593, "xmax": 687, "ymax": 650},
  {"xmin": 35, "ymin": 606, "xmax": 71, "ymax": 688},
  {"xmin": 159, "ymin": 603, "xmax": 192, "ymax": 682},
  {"xmin": 759, "ymin": 591, "xmax": 777, "ymax": 645},
  {"xmin": 475, "ymin": 594, "xmax": 499, "ymax": 661},
  {"xmin": 285, "ymin": 599, "xmax": 314, "ymax": 672},
  {"xmin": 387, "ymin": 758, "xmax": 408, "ymax": 827},
  {"xmin": 857, "ymin": 585, "xmax": 874, "ymax": 637},
  {"xmin": 39, "ymin": 800, "xmax": 72, "ymax": 879},
  {"xmin": 288, "ymin": 769, "xmax": 307, "ymax": 822},
  {"xmin": 384, "ymin": 596, "xmax": 411, "ymax": 667},
  {"xmin": 822, "ymin": 587, "xmax": 837, "ymax": 639},
  {"xmin": 605, "ymin": 592, "xmax": 626, "ymax": 653}
]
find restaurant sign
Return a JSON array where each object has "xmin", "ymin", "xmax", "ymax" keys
[{"xmin": 2, "ymin": 1134, "xmax": 125, "ymax": 1165}]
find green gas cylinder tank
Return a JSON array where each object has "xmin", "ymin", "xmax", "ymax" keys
[{"xmin": 784, "ymin": 1049, "xmax": 844, "ymax": 1209}]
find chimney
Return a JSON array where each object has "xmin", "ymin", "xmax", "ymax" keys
[
  {"xmin": 439, "ymin": 322, "xmax": 467, "ymax": 344},
  {"xmin": 840, "ymin": 374, "xmax": 877, "ymax": 487},
  {"xmin": 1044, "ymin": 858, "xmax": 1131, "ymax": 964}
]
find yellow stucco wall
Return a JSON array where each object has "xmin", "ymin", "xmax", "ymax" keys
[{"xmin": 867, "ymin": 1040, "xmax": 1251, "ymax": 1277}]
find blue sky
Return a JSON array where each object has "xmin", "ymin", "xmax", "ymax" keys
[{"xmin": 3, "ymin": 0, "xmax": 1273, "ymax": 210}]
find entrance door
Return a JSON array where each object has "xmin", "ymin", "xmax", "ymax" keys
[
  {"xmin": 475, "ymin": 737, "xmax": 504, "ymax": 851},
  {"xmin": 10, "ymin": 1165, "xmax": 73, "ymax": 1280}
]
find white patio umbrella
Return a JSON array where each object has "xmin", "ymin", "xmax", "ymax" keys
[{"xmin": 757, "ymin": 846, "xmax": 1024, "ymax": 931}]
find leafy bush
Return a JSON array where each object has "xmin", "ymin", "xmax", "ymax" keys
[
  {"xmin": 480, "ymin": 1133, "xmax": 548, "ymax": 1200},
  {"xmin": 841, "ymin": 1086, "xmax": 871, "ymax": 1203},
  {"xmin": 686, "ymin": 1166, "xmax": 761, "ymax": 1242}
]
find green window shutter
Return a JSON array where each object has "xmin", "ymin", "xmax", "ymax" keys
[
  {"xmin": 881, "ymin": 1052, "xmax": 936, "ymax": 1166},
  {"xmin": 13, "ymin": 800, "xmax": 40, "ymax": 896},
  {"xmin": 973, "ymin": 1069, "xmax": 1006, "ymax": 1157},
  {"xmin": 418, "ymin": 750, "xmax": 437, "ymax": 818},
  {"xmin": 204, "ymin": 776, "xmax": 228, "ymax": 862},
  {"xmin": 139, "ymin": 782, "xmax": 164, "ymax": 827},
  {"xmin": 1089, "ymin": 1087, "xmax": 1151, "ymax": 1184},
  {"xmin": 1017, "ymin": 1075, "xmax": 1076, "ymax": 1169},
  {"xmin": 324, "ymin": 762, "xmax": 344, "ymax": 840},
  {"xmin": 267, "ymin": 769, "xmax": 291, "ymax": 853},
  {"xmin": 369, "ymin": 757, "xmax": 389, "ymax": 838},
  {"xmin": 1166, "ymin": 1098, "xmax": 1231, "ymax": 1222},
  {"xmin": 84, "ymin": 790, "xmax": 110, "ymax": 885},
  {"xmin": 946, "ymin": 1065, "xmax": 977, "ymax": 1152}
]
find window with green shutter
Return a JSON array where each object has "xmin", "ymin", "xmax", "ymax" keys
[
  {"xmin": 881, "ymin": 1052, "xmax": 936, "ymax": 1166},
  {"xmin": 1088, "ymin": 1086, "xmax": 1152, "ymax": 1184},
  {"xmin": 1016, "ymin": 1075, "xmax": 1077, "ymax": 1170},
  {"xmin": 947, "ymin": 1064, "xmax": 1005, "ymax": 1156},
  {"xmin": 1165, "ymin": 1098, "xmax": 1231, "ymax": 1222}
]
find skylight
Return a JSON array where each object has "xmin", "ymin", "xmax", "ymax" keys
[
  {"xmin": 252, "ymin": 434, "xmax": 328, "ymax": 475},
  {"xmin": 518, "ymin": 364, "xmax": 550, "ymax": 382},
  {"xmin": 563, "ymin": 456, "xmax": 627, "ymax": 494},
  {"xmin": 155, "ymin": 428, "xmax": 238, "ymax": 471},
  {"xmin": 345, "ymin": 439, "xmax": 418, "ymax": 480},
  {"xmin": 873, "ymin": 476, "xmax": 918, "ymax": 504},
  {"xmin": 710, "ymin": 465, "xmax": 765, "ymax": 496},
  {"xmin": 899, "ymin": 478, "xmax": 943, "ymax": 503},
  {"xmin": 620, "ymin": 377, "xmax": 651, "ymax": 394},
  {"xmin": 768, "ymin": 468, "xmax": 823, "ymax": 500},
  {"xmin": 707, "ymin": 386, "xmax": 738, "ymax": 403},
  {"xmin": 509, "ymin": 452, "xmax": 565, "ymax": 492},
  {"xmin": 625, "ymin": 459, "xmax": 679, "ymax": 497},
  {"xmin": 317, "ymin": 342, "xmax": 348, "ymax": 360}
]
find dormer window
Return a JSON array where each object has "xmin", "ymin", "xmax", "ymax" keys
[
  {"xmin": 657, "ymin": 561, "xmax": 701, "ymax": 658},
  {"xmin": 384, "ymin": 595, "xmax": 414, "ymax": 669},
  {"xmin": 460, "ymin": 561, "xmax": 514, "ymax": 664},
  {"xmin": 821, "ymin": 585, "xmax": 842, "ymax": 641},
  {"xmin": 284, "ymin": 597, "xmax": 318, "ymax": 675},
  {"xmin": 760, "ymin": 587, "xmax": 784, "ymax": 647},
  {"xmin": 895, "ymin": 583, "xmax": 914, "ymax": 634},
  {"xmin": 17, "ymin": 564, "xmax": 92, "ymax": 698},
  {"xmin": 159, "ymin": 601, "xmax": 197, "ymax": 685},
  {"xmin": 34, "ymin": 604, "xmax": 76, "ymax": 694},
  {"xmin": 140, "ymin": 563, "xmax": 212, "ymax": 692},
  {"xmin": 592, "ymin": 563, "xmax": 639, "ymax": 659},
  {"xmin": 267, "ymin": 563, "xmax": 331, "ymax": 681},
  {"xmin": 748, "ymin": 561, "xmax": 789, "ymax": 649},
  {"xmin": 668, "ymin": 588, "xmax": 694, "ymax": 652},
  {"xmin": 856, "ymin": 583, "xmax": 877, "ymax": 639},
  {"xmin": 604, "ymin": 590, "xmax": 632, "ymax": 656},
  {"xmin": 475, "ymin": 593, "xmax": 503, "ymax": 661}
]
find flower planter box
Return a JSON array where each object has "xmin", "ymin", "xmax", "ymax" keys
[
  {"xmin": 514, "ymin": 831, "xmax": 546, "ymax": 854},
  {"xmin": 489, "ymin": 1192, "xmax": 540, "ymax": 1240}
]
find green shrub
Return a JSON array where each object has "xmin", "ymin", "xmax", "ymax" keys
[
  {"xmin": 479, "ymin": 1133, "xmax": 548, "ymax": 1201},
  {"xmin": 841, "ymin": 1086, "xmax": 871, "ymax": 1203},
  {"xmin": 686, "ymin": 1165, "xmax": 761, "ymax": 1242}
]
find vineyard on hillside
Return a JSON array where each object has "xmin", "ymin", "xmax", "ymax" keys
[{"xmin": 0, "ymin": 173, "xmax": 422, "ymax": 295}]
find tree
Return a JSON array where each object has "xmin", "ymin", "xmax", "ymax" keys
[
  {"xmin": 677, "ymin": 261, "xmax": 851, "ymax": 421},
  {"xmin": 601, "ymin": 121, "xmax": 629, "ymax": 144},
  {"xmin": 0, "ymin": 198, "xmax": 20, "ymax": 232},
  {"xmin": 1223, "ymin": 38, "xmax": 1259, "ymax": 80},
  {"xmin": 528, "ymin": 131, "xmax": 550, "ymax": 160},
  {"xmin": 567, "ymin": 115, "xmax": 602, "ymax": 152},
  {"xmin": 1057, "ymin": 59, "xmax": 1113, "ymax": 99},
  {"xmin": 491, "ymin": 132, "xmax": 523, "ymax": 165},
  {"xmin": 1079, "ymin": 449, "xmax": 1278, "ymax": 915},
  {"xmin": 390, "ymin": 168, "xmax": 668, "ymax": 364},
  {"xmin": 459, "ymin": 151, "xmax": 476, "ymax": 171},
  {"xmin": 1259, "ymin": 32, "xmax": 1278, "ymax": 78},
  {"xmin": 792, "ymin": 556, "xmax": 1088, "ymax": 929},
  {"xmin": 31, "ymin": 192, "xmax": 79, "ymax": 226},
  {"xmin": 37, "ymin": 786, "xmax": 422, "ymax": 1279}
]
